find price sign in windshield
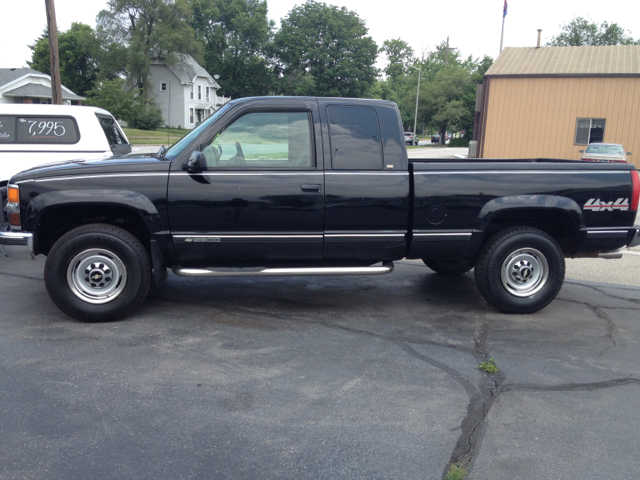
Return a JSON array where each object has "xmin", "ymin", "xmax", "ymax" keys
[{"xmin": 16, "ymin": 117, "xmax": 79, "ymax": 144}]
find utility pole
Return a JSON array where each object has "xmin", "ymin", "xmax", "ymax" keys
[
  {"xmin": 445, "ymin": 36, "xmax": 449, "ymax": 66},
  {"xmin": 45, "ymin": 0, "xmax": 62, "ymax": 104}
]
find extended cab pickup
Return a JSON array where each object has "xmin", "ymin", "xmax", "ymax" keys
[{"xmin": 1, "ymin": 97, "xmax": 639, "ymax": 321}]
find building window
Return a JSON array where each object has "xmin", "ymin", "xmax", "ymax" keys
[
  {"xmin": 189, "ymin": 107, "xmax": 194, "ymax": 124},
  {"xmin": 160, "ymin": 82, "xmax": 167, "ymax": 91},
  {"xmin": 190, "ymin": 85, "xmax": 194, "ymax": 100},
  {"xmin": 575, "ymin": 118, "xmax": 606, "ymax": 145},
  {"xmin": 206, "ymin": 86, "xmax": 210, "ymax": 101},
  {"xmin": 198, "ymin": 85, "xmax": 202, "ymax": 100}
]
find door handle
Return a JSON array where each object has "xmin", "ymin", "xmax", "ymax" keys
[{"xmin": 301, "ymin": 184, "xmax": 322, "ymax": 193}]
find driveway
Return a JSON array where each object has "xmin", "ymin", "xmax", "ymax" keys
[{"xmin": 0, "ymin": 256, "xmax": 639, "ymax": 479}]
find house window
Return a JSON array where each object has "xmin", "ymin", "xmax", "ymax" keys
[
  {"xmin": 160, "ymin": 82, "xmax": 167, "ymax": 91},
  {"xmin": 198, "ymin": 85, "xmax": 202, "ymax": 100},
  {"xmin": 206, "ymin": 86, "xmax": 210, "ymax": 101},
  {"xmin": 575, "ymin": 118, "xmax": 606, "ymax": 145},
  {"xmin": 190, "ymin": 85, "xmax": 194, "ymax": 100},
  {"xmin": 189, "ymin": 107, "xmax": 194, "ymax": 125}
]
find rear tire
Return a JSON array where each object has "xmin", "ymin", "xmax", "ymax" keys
[
  {"xmin": 44, "ymin": 224, "xmax": 151, "ymax": 322},
  {"xmin": 423, "ymin": 258, "xmax": 474, "ymax": 275},
  {"xmin": 474, "ymin": 227, "xmax": 565, "ymax": 313}
]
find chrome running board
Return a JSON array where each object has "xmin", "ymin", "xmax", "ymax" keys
[{"xmin": 172, "ymin": 262, "xmax": 394, "ymax": 277}]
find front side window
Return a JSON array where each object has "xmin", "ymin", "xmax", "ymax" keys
[
  {"xmin": 575, "ymin": 118, "xmax": 606, "ymax": 145},
  {"xmin": 201, "ymin": 111, "xmax": 313, "ymax": 169},
  {"xmin": 327, "ymin": 106, "xmax": 382, "ymax": 170}
]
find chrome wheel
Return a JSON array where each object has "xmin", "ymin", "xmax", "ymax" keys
[
  {"xmin": 66, "ymin": 248, "xmax": 127, "ymax": 304},
  {"xmin": 500, "ymin": 248, "xmax": 549, "ymax": 297}
]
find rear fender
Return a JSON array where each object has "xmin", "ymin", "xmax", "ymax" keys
[{"xmin": 472, "ymin": 195, "xmax": 585, "ymax": 251}]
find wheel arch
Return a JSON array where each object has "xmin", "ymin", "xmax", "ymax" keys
[
  {"xmin": 475, "ymin": 195, "xmax": 584, "ymax": 255},
  {"xmin": 25, "ymin": 190, "xmax": 162, "ymax": 256}
]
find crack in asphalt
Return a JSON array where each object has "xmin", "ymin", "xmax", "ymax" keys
[
  {"xmin": 557, "ymin": 298, "xmax": 623, "ymax": 355},
  {"xmin": 0, "ymin": 271, "xmax": 43, "ymax": 282},
  {"xmin": 564, "ymin": 280, "xmax": 640, "ymax": 305},
  {"xmin": 148, "ymin": 280, "xmax": 640, "ymax": 480}
]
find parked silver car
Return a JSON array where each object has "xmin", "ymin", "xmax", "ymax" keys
[{"xmin": 580, "ymin": 143, "xmax": 631, "ymax": 163}]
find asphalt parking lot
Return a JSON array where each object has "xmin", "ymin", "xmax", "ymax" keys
[{"xmin": 1, "ymin": 252, "xmax": 639, "ymax": 480}]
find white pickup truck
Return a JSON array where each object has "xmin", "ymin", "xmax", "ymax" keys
[{"xmin": 0, "ymin": 104, "xmax": 131, "ymax": 186}]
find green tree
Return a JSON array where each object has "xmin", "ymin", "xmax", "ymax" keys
[
  {"xmin": 190, "ymin": 0, "xmax": 274, "ymax": 98},
  {"xmin": 459, "ymin": 55, "xmax": 493, "ymax": 138},
  {"xmin": 86, "ymin": 78, "xmax": 163, "ymax": 130},
  {"xmin": 380, "ymin": 38, "xmax": 414, "ymax": 79},
  {"xmin": 547, "ymin": 17, "xmax": 639, "ymax": 46},
  {"xmin": 274, "ymin": 0, "xmax": 378, "ymax": 97},
  {"xmin": 96, "ymin": 0, "xmax": 200, "ymax": 100},
  {"xmin": 419, "ymin": 65, "xmax": 471, "ymax": 143},
  {"xmin": 28, "ymin": 23, "xmax": 100, "ymax": 97}
]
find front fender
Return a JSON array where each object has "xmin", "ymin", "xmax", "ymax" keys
[{"xmin": 23, "ymin": 189, "xmax": 164, "ymax": 233}]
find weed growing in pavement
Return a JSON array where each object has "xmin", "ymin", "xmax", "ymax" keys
[
  {"xmin": 444, "ymin": 461, "xmax": 468, "ymax": 480},
  {"xmin": 477, "ymin": 357, "xmax": 499, "ymax": 374}
]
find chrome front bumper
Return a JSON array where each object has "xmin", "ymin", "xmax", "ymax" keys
[{"xmin": 0, "ymin": 230, "xmax": 35, "ymax": 260}]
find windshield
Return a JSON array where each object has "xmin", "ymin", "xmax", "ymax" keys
[
  {"xmin": 164, "ymin": 104, "xmax": 232, "ymax": 160},
  {"xmin": 585, "ymin": 144, "xmax": 625, "ymax": 155}
]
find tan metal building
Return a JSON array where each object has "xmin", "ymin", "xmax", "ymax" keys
[{"xmin": 476, "ymin": 45, "xmax": 640, "ymax": 168}]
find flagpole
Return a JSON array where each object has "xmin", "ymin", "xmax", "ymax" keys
[
  {"xmin": 500, "ymin": 0, "xmax": 507, "ymax": 54},
  {"xmin": 500, "ymin": 15, "xmax": 505, "ymax": 53}
]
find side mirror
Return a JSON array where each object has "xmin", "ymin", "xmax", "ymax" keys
[
  {"xmin": 184, "ymin": 151, "xmax": 207, "ymax": 172},
  {"xmin": 578, "ymin": 150, "xmax": 584, "ymax": 153}
]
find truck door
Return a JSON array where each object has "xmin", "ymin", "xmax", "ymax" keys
[
  {"xmin": 167, "ymin": 101, "xmax": 324, "ymax": 266},
  {"xmin": 320, "ymin": 101, "xmax": 410, "ymax": 262}
]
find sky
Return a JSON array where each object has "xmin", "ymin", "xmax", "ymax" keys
[{"xmin": 1, "ymin": 0, "xmax": 638, "ymax": 71}]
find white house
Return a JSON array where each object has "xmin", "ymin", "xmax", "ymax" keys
[
  {"xmin": 149, "ymin": 54, "xmax": 230, "ymax": 129},
  {"xmin": 0, "ymin": 68, "xmax": 84, "ymax": 105}
]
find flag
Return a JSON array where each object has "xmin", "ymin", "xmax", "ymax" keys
[{"xmin": 503, "ymin": 0, "xmax": 508, "ymax": 17}]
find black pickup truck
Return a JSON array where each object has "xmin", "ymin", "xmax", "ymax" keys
[{"xmin": 1, "ymin": 97, "xmax": 639, "ymax": 321}]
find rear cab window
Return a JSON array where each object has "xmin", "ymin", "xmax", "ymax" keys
[
  {"xmin": 95, "ymin": 114, "xmax": 132, "ymax": 155},
  {"xmin": 327, "ymin": 106, "xmax": 383, "ymax": 170}
]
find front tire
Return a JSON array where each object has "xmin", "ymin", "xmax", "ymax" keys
[
  {"xmin": 474, "ymin": 227, "xmax": 565, "ymax": 313},
  {"xmin": 45, "ymin": 224, "xmax": 151, "ymax": 322}
]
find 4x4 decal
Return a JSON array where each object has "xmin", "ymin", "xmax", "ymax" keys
[{"xmin": 583, "ymin": 198, "xmax": 629, "ymax": 211}]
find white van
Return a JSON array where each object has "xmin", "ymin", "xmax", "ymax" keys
[{"xmin": 0, "ymin": 104, "xmax": 131, "ymax": 185}]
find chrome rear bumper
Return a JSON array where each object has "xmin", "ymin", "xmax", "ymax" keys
[
  {"xmin": 0, "ymin": 230, "xmax": 35, "ymax": 260},
  {"xmin": 629, "ymin": 227, "xmax": 640, "ymax": 248}
]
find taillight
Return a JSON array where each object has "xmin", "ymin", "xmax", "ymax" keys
[
  {"xmin": 582, "ymin": 158, "xmax": 596, "ymax": 162},
  {"xmin": 631, "ymin": 170, "xmax": 640, "ymax": 211}
]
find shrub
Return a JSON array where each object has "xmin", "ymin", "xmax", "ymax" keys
[
  {"xmin": 127, "ymin": 104, "xmax": 164, "ymax": 131},
  {"xmin": 449, "ymin": 137, "xmax": 470, "ymax": 147}
]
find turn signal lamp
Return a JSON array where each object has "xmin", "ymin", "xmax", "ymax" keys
[{"xmin": 7, "ymin": 186, "xmax": 19, "ymax": 204}]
